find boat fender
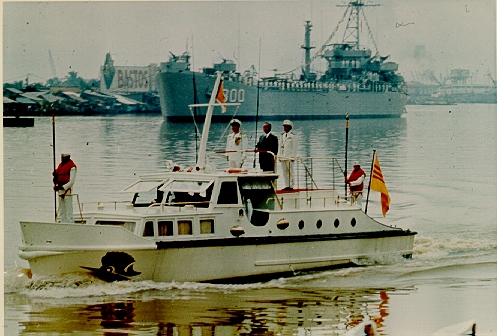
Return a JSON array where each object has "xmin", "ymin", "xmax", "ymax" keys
[
  {"xmin": 223, "ymin": 168, "xmax": 248, "ymax": 174},
  {"xmin": 230, "ymin": 226, "xmax": 245, "ymax": 237}
]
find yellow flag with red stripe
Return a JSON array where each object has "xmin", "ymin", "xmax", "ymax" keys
[
  {"xmin": 370, "ymin": 153, "xmax": 390, "ymax": 216},
  {"xmin": 216, "ymin": 79, "xmax": 227, "ymax": 112}
]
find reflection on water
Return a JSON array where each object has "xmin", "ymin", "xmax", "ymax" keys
[
  {"xmin": 157, "ymin": 117, "xmax": 408, "ymax": 169},
  {"xmin": 12, "ymin": 287, "xmax": 398, "ymax": 335}
]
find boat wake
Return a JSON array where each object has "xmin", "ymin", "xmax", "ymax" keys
[{"xmin": 413, "ymin": 234, "xmax": 497, "ymax": 261}]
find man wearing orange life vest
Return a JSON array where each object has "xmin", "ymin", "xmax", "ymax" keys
[
  {"xmin": 53, "ymin": 153, "xmax": 77, "ymax": 223},
  {"xmin": 345, "ymin": 161, "xmax": 366, "ymax": 206}
]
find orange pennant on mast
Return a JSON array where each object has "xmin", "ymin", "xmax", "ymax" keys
[
  {"xmin": 370, "ymin": 153, "xmax": 390, "ymax": 216},
  {"xmin": 216, "ymin": 79, "xmax": 227, "ymax": 112}
]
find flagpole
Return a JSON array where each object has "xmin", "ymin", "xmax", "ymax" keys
[
  {"xmin": 196, "ymin": 71, "xmax": 222, "ymax": 169},
  {"xmin": 191, "ymin": 36, "xmax": 199, "ymax": 159},
  {"xmin": 365, "ymin": 149, "xmax": 376, "ymax": 214},
  {"xmin": 253, "ymin": 37, "xmax": 262, "ymax": 168},
  {"xmin": 52, "ymin": 113, "xmax": 57, "ymax": 220},
  {"xmin": 344, "ymin": 113, "xmax": 349, "ymax": 197}
]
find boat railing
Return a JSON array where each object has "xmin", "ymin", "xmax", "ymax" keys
[
  {"xmin": 146, "ymin": 201, "xmax": 211, "ymax": 214},
  {"xmin": 279, "ymin": 155, "xmax": 345, "ymax": 192},
  {"xmin": 80, "ymin": 200, "xmax": 134, "ymax": 212},
  {"xmin": 269, "ymin": 194, "xmax": 353, "ymax": 211},
  {"xmin": 208, "ymin": 150, "xmax": 348, "ymax": 194}
]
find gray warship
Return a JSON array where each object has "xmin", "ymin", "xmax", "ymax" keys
[{"xmin": 156, "ymin": 0, "xmax": 407, "ymax": 121}]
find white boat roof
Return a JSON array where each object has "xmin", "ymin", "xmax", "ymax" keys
[{"xmin": 120, "ymin": 169, "xmax": 279, "ymax": 193}]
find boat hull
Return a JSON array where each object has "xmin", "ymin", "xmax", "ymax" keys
[
  {"xmin": 156, "ymin": 72, "xmax": 407, "ymax": 122},
  {"xmin": 19, "ymin": 222, "xmax": 415, "ymax": 283}
]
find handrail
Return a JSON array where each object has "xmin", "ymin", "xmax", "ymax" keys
[
  {"xmin": 80, "ymin": 200, "xmax": 131, "ymax": 211},
  {"xmin": 206, "ymin": 152, "xmax": 348, "ymax": 196},
  {"xmin": 265, "ymin": 194, "xmax": 352, "ymax": 210},
  {"xmin": 146, "ymin": 201, "xmax": 211, "ymax": 214}
]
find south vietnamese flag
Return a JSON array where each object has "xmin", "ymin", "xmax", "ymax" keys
[
  {"xmin": 216, "ymin": 79, "xmax": 226, "ymax": 112},
  {"xmin": 370, "ymin": 153, "xmax": 390, "ymax": 216}
]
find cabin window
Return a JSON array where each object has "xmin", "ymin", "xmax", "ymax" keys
[
  {"xmin": 95, "ymin": 220, "xmax": 136, "ymax": 233},
  {"xmin": 316, "ymin": 219, "xmax": 323, "ymax": 229},
  {"xmin": 334, "ymin": 219, "xmax": 340, "ymax": 228},
  {"xmin": 158, "ymin": 220, "xmax": 174, "ymax": 236},
  {"xmin": 200, "ymin": 219, "xmax": 214, "ymax": 234},
  {"xmin": 143, "ymin": 221, "xmax": 154, "ymax": 237},
  {"xmin": 161, "ymin": 180, "xmax": 214, "ymax": 208},
  {"xmin": 178, "ymin": 220, "xmax": 193, "ymax": 235},
  {"xmin": 298, "ymin": 220, "xmax": 305, "ymax": 230},
  {"xmin": 123, "ymin": 179, "xmax": 166, "ymax": 207},
  {"xmin": 239, "ymin": 178, "xmax": 276, "ymax": 211},
  {"xmin": 351, "ymin": 218, "xmax": 357, "ymax": 227},
  {"xmin": 217, "ymin": 181, "xmax": 239, "ymax": 204}
]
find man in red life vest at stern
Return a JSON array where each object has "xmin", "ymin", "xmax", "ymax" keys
[
  {"xmin": 345, "ymin": 161, "xmax": 366, "ymax": 206},
  {"xmin": 53, "ymin": 153, "xmax": 77, "ymax": 222}
]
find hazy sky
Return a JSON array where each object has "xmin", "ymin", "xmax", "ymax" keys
[{"xmin": 3, "ymin": 0, "xmax": 496, "ymax": 84}]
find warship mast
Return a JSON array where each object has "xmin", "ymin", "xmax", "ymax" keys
[
  {"xmin": 301, "ymin": 21, "xmax": 315, "ymax": 81},
  {"xmin": 338, "ymin": 0, "xmax": 379, "ymax": 50}
]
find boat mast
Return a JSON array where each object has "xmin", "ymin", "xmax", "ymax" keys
[{"xmin": 196, "ymin": 71, "xmax": 223, "ymax": 170}]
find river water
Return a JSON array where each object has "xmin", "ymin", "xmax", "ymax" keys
[{"xmin": 3, "ymin": 104, "xmax": 497, "ymax": 335}]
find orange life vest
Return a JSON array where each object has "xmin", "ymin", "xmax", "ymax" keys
[
  {"xmin": 348, "ymin": 168, "xmax": 366, "ymax": 193},
  {"xmin": 55, "ymin": 160, "xmax": 76, "ymax": 185}
]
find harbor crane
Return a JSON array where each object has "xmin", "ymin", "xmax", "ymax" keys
[{"xmin": 48, "ymin": 49, "xmax": 57, "ymax": 78}]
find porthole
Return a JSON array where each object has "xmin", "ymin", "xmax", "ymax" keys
[
  {"xmin": 316, "ymin": 219, "xmax": 323, "ymax": 229},
  {"xmin": 298, "ymin": 220, "xmax": 304, "ymax": 230},
  {"xmin": 351, "ymin": 218, "xmax": 357, "ymax": 227},
  {"xmin": 334, "ymin": 219, "xmax": 340, "ymax": 228}
]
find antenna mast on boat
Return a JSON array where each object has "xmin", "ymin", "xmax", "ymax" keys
[{"xmin": 195, "ymin": 72, "xmax": 223, "ymax": 170}]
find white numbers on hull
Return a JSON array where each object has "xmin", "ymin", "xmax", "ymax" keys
[{"xmin": 223, "ymin": 89, "xmax": 245, "ymax": 103}]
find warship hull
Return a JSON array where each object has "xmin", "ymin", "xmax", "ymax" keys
[{"xmin": 157, "ymin": 72, "xmax": 407, "ymax": 121}]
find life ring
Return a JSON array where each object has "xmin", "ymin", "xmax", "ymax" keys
[{"xmin": 224, "ymin": 168, "xmax": 248, "ymax": 174}]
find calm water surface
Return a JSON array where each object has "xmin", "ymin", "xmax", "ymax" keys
[{"xmin": 4, "ymin": 104, "xmax": 497, "ymax": 335}]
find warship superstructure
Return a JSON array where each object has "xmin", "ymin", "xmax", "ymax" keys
[{"xmin": 156, "ymin": 0, "xmax": 407, "ymax": 121}]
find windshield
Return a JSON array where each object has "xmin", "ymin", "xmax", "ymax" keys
[
  {"xmin": 121, "ymin": 179, "xmax": 167, "ymax": 193},
  {"xmin": 160, "ymin": 180, "xmax": 214, "ymax": 194}
]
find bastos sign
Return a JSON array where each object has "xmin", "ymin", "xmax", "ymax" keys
[{"xmin": 100, "ymin": 53, "xmax": 157, "ymax": 93}]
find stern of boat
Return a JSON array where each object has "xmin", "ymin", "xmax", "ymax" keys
[{"xmin": 18, "ymin": 221, "xmax": 158, "ymax": 279}]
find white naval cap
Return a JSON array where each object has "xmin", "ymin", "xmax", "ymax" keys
[
  {"xmin": 230, "ymin": 119, "xmax": 241, "ymax": 126},
  {"xmin": 283, "ymin": 120, "xmax": 293, "ymax": 127}
]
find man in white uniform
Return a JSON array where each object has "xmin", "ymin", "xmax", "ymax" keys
[
  {"xmin": 279, "ymin": 120, "xmax": 298, "ymax": 190},
  {"xmin": 226, "ymin": 119, "xmax": 247, "ymax": 168}
]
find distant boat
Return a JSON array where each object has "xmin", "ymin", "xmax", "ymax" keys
[
  {"xmin": 156, "ymin": 0, "xmax": 407, "ymax": 122},
  {"xmin": 407, "ymin": 69, "xmax": 497, "ymax": 105},
  {"xmin": 3, "ymin": 116, "xmax": 34, "ymax": 127}
]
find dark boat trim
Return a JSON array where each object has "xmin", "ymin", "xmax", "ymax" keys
[
  {"xmin": 156, "ymin": 230, "xmax": 416, "ymax": 249},
  {"xmin": 165, "ymin": 113, "xmax": 404, "ymax": 123}
]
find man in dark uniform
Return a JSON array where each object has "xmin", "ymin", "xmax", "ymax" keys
[{"xmin": 256, "ymin": 122, "xmax": 279, "ymax": 172}]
